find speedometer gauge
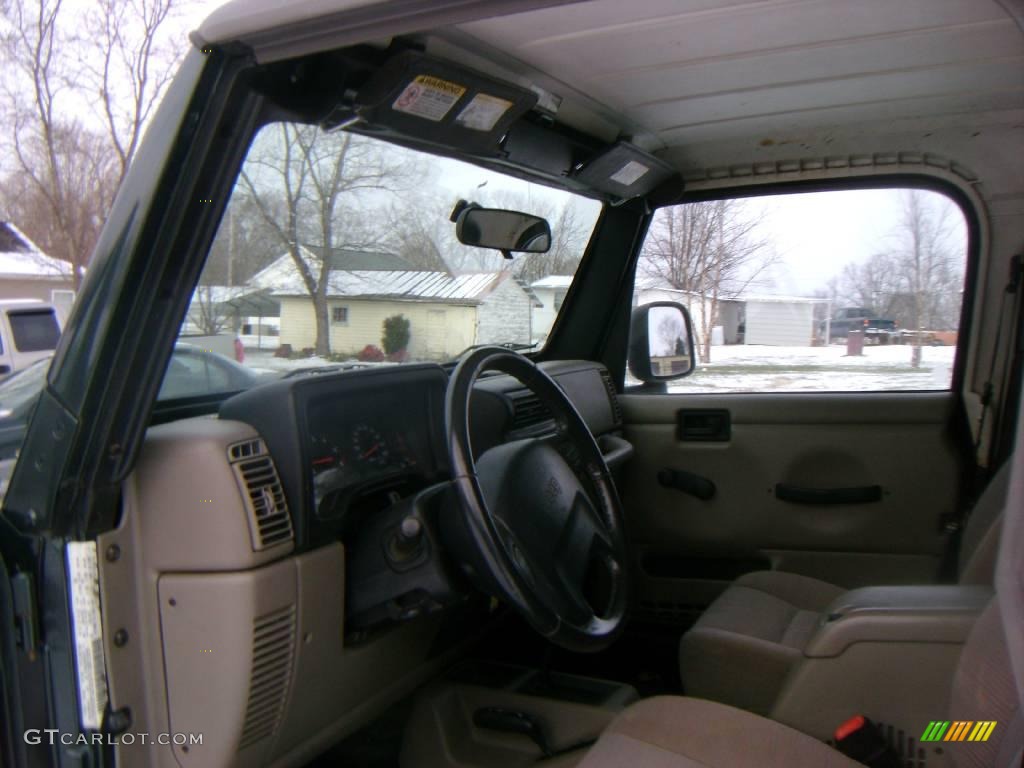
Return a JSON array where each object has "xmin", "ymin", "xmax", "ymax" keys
[{"xmin": 351, "ymin": 424, "xmax": 390, "ymax": 467}]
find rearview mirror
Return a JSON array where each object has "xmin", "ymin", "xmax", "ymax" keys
[
  {"xmin": 628, "ymin": 302, "xmax": 696, "ymax": 384},
  {"xmin": 452, "ymin": 201, "xmax": 551, "ymax": 255}
]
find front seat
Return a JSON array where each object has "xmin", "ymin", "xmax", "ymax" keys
[
  {"xmin": 580, "ymin": 598, "xmax": 1020, "ymax": 767},
  {"xmin": 578, "ymin": 457, "xmax": 1024, "ymax": 768},
  {"xmin": 678, "ymin": 463, "xmax": 1010, "ymax": 715}
]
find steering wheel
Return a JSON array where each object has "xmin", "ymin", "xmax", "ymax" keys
[{"xmin": 443, "ymin": 347, "xmax": 630, "ymax": 652}]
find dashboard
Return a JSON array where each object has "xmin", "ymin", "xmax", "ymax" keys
[
  {"xmin": 107, "ymin": 359, "xmax": 627, "ymax": 767},
  {"xmin": 218, "ymin": 360, "xmax": 622, "ymax": 549}
]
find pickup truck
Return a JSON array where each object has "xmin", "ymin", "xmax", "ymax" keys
[{"xmin": 825, "ymin": 307, "xmax": 897, "ymax": 344}]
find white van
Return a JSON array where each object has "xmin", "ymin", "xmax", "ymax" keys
[{"xmin": 0, "ymin": 300, "xmax": 61, "ymax": 376}]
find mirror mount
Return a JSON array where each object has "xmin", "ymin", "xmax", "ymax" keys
[{"xmin": 628, "ymin": 302, "xmax": 697, "ymax": 384}]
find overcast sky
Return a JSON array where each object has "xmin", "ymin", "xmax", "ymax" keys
[{"xmin": 746, "ymin": 188, "xmax": 968, "ymax": 296}]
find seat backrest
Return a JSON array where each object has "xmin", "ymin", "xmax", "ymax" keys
[
  {"xmin": 948, "ymin": 600, "xmax": 1022, "ymax": 767},
  {"xmin": 957, "ymin": 463, "xmax": 1010, "ymax": 584}
]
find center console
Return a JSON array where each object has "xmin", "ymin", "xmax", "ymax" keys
[
  {"xmin": 401, "ymin": 661, "xmax": 638, "ymax": 767},
  {"xmin": 771, "ymin": 585, "xmax": 991, "ymax": 754}
]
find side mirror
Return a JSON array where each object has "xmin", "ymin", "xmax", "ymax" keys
[
  {"xmin": 452, "ymin": 201, "xmax": 551, "ymax": 255},
  {"xmin": 628, "ymin": 302, "xmax": 697, "ymax": 383}
]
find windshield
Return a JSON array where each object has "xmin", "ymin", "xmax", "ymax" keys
[{"xmin": 169, "ymin": 122, "xmax": 602, "ymax": 390}]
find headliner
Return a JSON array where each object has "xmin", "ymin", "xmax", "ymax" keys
[{"xmin": 196, "ymin": 0, "xmax": 1024, "ymax": 194}]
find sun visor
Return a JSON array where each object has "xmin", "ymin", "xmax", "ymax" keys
[
  {"xmin": 354, "ymin": 52, "xmax": 537, "ymax": 154},
  {"xmin": 571, "ymin": 142, "xmax": 676, "ymax": 201}
]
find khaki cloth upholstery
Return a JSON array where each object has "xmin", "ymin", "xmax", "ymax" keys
[
  {"xmin": 949, "ymin": 602, "xmax": 1022, "ymax": 768},
  {"xmin": 678, "ymin": 571, "xmax": 843, "ymax": 714},
  {"xmin": 578, "ymin": 696, "xmax": 860, "ymax": 768},
  {"xmin": 584, "ymin": 597, "xmax": 1021, "ymax": 768},
  {"xmin": 679, "ymin": 464, "xmax": 1010, "ymax": 713},
  {"xmin": 959, "ymin": 464, "xmax": 1010, "ymax": 584}
]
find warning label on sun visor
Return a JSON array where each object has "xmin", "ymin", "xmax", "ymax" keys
[
  {"xmin": 455, "ymin": 93, "xmax": 514, "ymax": 131},
  {"xmin": 392, "ymin": 75, "xmax": 466, "ymax": 122}
]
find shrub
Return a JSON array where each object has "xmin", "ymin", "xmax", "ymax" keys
[
  {"xmin": 357, "ymin": 344, "xmax": 385, "ymax": 362},
  {"xmin": 274, "ymin": 344, "xmax": 293, "ymax": 358},
  {"xmin": 382, "ymin": 314, "xmax": 411, "ymax": 356}
]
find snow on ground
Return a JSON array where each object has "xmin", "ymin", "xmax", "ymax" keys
[
  {"xmin": 667, "ymin": 343, "xmax": 954, "ymax": 393},
  {"xmin": 243, "ymin": 343, "xmax": 955, "ymax": 393},
  {"xmin": 243, "ymin": 350, "xmax": 396, "ymax": 375}
]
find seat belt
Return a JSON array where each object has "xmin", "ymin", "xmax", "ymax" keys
[
  {"xmin": 940, "ymin": 253, "xmax": 1023, "ymax": 581},
  {"xmin": 976, "ymin": 252, "xmax": 1023, "ymax": 468}
]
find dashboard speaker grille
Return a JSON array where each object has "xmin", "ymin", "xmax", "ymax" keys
[
  {"xmin": 598, "ymin": 369, "xmax": 623, "ymax": 426},
  {"xmin": 239, "ymin": 605, "xmax": 296, "ymax": 749},
  {"xmin": 228, "ymin": 439, "xmax": 294, "ymax": 551}
]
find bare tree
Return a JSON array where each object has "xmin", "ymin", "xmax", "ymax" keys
[
  {"xmin": 240, "ymin": 125, "xmax": 416, "ymax": 355},
  {"xmin": 382, "ymin": 197, "xmax": 455, "ymax": 273},
  {"xmin": 895, "ymin": 190, "xmax": 963, "ymax": 365},
  {"xmin": 190, "ymin": 286, "xmax": 230, "ymax": 335},
  {"xmin": 0, "ymin": 0, "xmax": 186, "ymax": 285},
  {"xmin": 511, "ymin": 200, "xmax": 592, "ymax": 284},
  {"xmin": 82, "ymin": 0, "xmax": 185, "ymax": 187},
  {"xmin": 828, "ymin": 191, "xmax": 964, "ymax": 362},
  {"xmin": 640, "ymin": 200, "xmax": 775, "ymax": 361}
]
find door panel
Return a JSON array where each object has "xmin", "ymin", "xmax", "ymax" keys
[{"xmin": 619, "ymin": 391, "xmax": 962, "ymax": 619}]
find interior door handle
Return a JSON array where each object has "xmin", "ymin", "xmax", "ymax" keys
[
  {"xmin": 658, "ymin": 468, "xmax": 716, "ymax": 501},
  {"xmin": 774, "ymin": 483, "xmax": 882, "ymax": 505}
]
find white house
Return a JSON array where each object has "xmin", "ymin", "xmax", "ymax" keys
[
  {"xmin": 530, "ymin": 274, "xmax": 574, "ymax": 343},
  {"xmin": 250, "ymin": 248, "xmax": 534, "ymax": 359},
  {"xmin": 0, "ymin": 222, "xmax": 78, "ymax": 323},
  {"xmin": 635, "ymin": 279, "xmax": 824, "ymax": 347}
]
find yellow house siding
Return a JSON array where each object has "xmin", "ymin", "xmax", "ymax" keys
[
  {"xmin": 278, "ymin": 296, "xmax": 477, "ymax": 359},
  {"xmin": 278, "ymin": 298, "xmax": 318, "ymax": 351}
]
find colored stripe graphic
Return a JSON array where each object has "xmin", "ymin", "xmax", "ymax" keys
[
  {"xmin": 968, "ymin": 722, "xmax": 997, "ymax": 742},
  {"xmin": 921, "ymin": 721, "xmax": 950, "ymax": 742},
  {"xmin": 921, "ymin": 720, "xmax": 996, "ymax": 742},
  {"xmin": 945, "ymin": 721, "xmax": 972, "ymax": 741}
]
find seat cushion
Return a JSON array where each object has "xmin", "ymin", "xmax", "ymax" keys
[
  {"xmin": 679, "ymin": 571, "xmax": 844, "ymax": 714},
  {"xmin": 577, "ymin": 696, "xmax": 861, "ymax": 768}
]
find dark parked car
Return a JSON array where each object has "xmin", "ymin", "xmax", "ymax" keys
[{"xmin": 0, "ymin": 344, "xmax": 271, "ymax": 463}]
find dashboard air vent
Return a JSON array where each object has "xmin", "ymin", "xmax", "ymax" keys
[
  {"xmin": 599, "ymin": 369, "xmax": 623, "ymax": 425},
  {"xmin": 228, "ymin": 439, "xmax": 294, "ymax": 551},
  {"xmin": 239, "ymin": 605, "xmax": 296, "ymax": 749},
  {"xmin": 509, "ymin": 391, "xmax": 552, "ymax": 432},
  {"xmin": 229, "ymin": 438, "xmax": 263, "ymax": 462}
]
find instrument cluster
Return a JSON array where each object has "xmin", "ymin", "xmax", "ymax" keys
[{"xmin": 306, "ymin": 386, "xmax": 437, "ymax": 518}]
